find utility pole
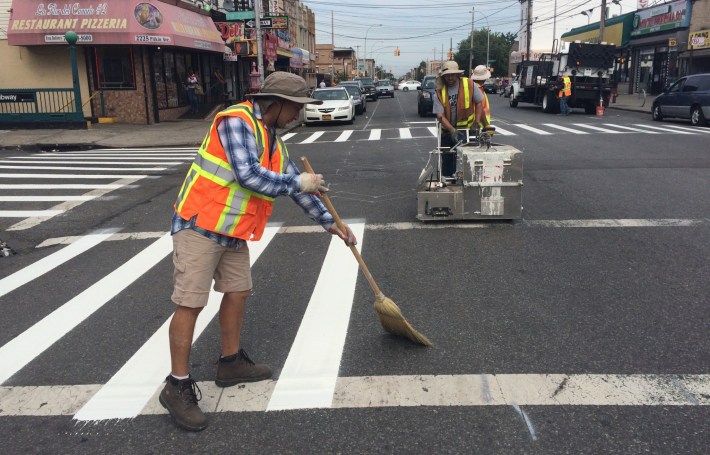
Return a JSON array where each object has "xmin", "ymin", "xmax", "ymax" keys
[
  {"xmin": 600, "ymin": 0, "xmax": 607, "ymax": 42},
  {"xmin": 526, "ymin": 0, "xmax": 532, "ymax": 59},
  {"xmin": 552, "ymin": 0, "xmax": 557, "ymax": 52},
  {"xmin": 254, "ymin": 0, "xmax": 264, "ymax": 84},
  {"xmin": 469, "ymin": 7, "xmax": 474, "ymax": 74}
]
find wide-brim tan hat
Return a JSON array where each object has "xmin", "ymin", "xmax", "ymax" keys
[
  {"xmin": 439, "ymin": 60, "xmax": 464, "ymax": 76},
  {"xmin": 471, "ymin": 65, "xmax": 491, "ymax": 81},
  {"xmin": 249, "ymin": 71, "xmax": 323, "ymax": 104}
]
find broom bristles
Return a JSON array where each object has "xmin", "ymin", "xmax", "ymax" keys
[{"xmin": 373, "ymin": 296, "xmax": 432, "ymax": 346}]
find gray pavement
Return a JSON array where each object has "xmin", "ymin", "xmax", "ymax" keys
[{"xmin": 0, "ymin": 93, "xmax": 652, "ymax": 152}]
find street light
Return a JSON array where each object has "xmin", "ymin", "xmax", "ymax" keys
[
  {"xmin": 362, "ymin": 24, "xmax": 382, "ymax": 76},
  {"xmin": 581, "ymin": 9, "xmax": 594, "ymax": 25},
  {"xmin": 611, "ymin": 0, "xmax": 622, "ymax": 15}
]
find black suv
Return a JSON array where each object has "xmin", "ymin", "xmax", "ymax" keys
[
  {"xmin": 354, "ymin": 76, "xmax": 378, "ymax": 101},
  {"xmin": 417, "ymin": 75, "xmax": 437, "ymax": 116}
]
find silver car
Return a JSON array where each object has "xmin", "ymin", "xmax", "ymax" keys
[
  {"xmin": 375, "ymin": 80, "xmax": 394, "ymax": 98},
  {"xmin": 338, "ymin": 83, "xmax": 367, "ymax": 115}
]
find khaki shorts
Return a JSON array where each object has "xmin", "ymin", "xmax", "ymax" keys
[{"xmin": 171, "ymin": 229, "xmax": 252, "ymax": 308}]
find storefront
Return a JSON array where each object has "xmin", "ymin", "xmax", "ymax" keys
[
  {"xmin": 682, "ymin": 29, "xmax": 710, "ymax": 74},
  {"xmin": 7, "ymin": 1, "xmax": 225, "ymax": 124},
  {"xmin": 628, "ymin": 0, "xmax": 691, "ymax": 94}
]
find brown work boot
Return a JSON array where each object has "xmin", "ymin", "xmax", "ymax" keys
[
  {"xmin": 159, "ymin": 375, "xmax": 207, "ymax": 431},
  {"xmin": 215, "ymin": 349, "xmax": 272, "ymax": 387}
]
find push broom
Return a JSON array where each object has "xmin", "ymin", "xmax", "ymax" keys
[{"xmin": 301, "ymin": 157, "xmax": 432, "ymax": 347}]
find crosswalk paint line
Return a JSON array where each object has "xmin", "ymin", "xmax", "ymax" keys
[
  {"xmin": 0, "ymin": 184, "xmax": 124, "ymax": 190},
  {"xmin": 0, "ymin": 196, "xmax": 96, "ymax": 202},
  {"xmin": 0, "ymin": 160, "xmax": 183, "ymax": 166},
  {"xmin": 3, "ymin": 374, "xmax": 709, "ymax": 416},
  {"xmin": 37, "ymin": 154, "xmax": 195, "ymax": 158},
  {"xmin": 368, "ymin": 129, "xmax": 381, "ymax": 140},
  {"xmin": 632, "ymin": 124, "xmax": 696, "ymax": 134},
  {"xmin": 602, "ymin": 124, "xmax": 660, "ymax": 134},
  {"xmin": 0, "ymin": 233, "xmax": 171, "ymax": 385},
  {"xmin": 335, "ymin": 130, "xmax": 354, "ymax": 142},
  {"xmin": 573, "ymin": 124, "xmax": 625, "ymax": 133},
  {"xmin": 398, "ymin": 128, "xmax": 413, "ymax": 139},
  {"xmin": 21, "ymin": 156, "xmax": 193, "ymax": 161},
  {"xmin": 73, "ymin": 225, "xmax": 281, "ymax": 421},
  {"xmin": 0, "ymin": 173, "xmax": 149, "ymax": 179},
  {"xmin": 267, "ymin": 222, "xmax": 365, "ymax": 411},
  {"xmin": 427, "ymin": 126, "xmax": 438, "ymax": 137},
  {"xmin": 491, "ymin": 126, "xmax": 516, "ymax": 136},
  {"xmin": 0, "ymin": 228, "xmax": 120, "ymax": 300},
  {"xmin": 0, "ymin": 165, "xmax": 166, "ymax": 171},
  {"xmin": 281, "ymin": 133, "xmax": 297, "ymax": 141},
  {"xmin": 300, "ymin": 132, "xmax": 324, "ymax": 144},
  {"xmin": 543, "ymin": 124, "xmax": 589, "ymax": 134},
  {"xmin": 0, "ymin": 210, "xmax": 64, "ymax": 217},
  {"xmin": 39, "ymin": 151, "xmax": 195, "ymax": 155},
  {"xmin": 659, "ymin": 124, "xmax": 710, "ymax": 134},
  {"xmin": 513, "ymin": 124, "xmax": 552, "ymax": 135}
]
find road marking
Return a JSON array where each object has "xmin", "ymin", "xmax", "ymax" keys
[
  {"xmin": 335, "ymin": 130, "xmax": 354, "ymax": 142},
  {"xmin": 0, "ymin": 196, "xmax": 97, "ymax": 202},
  {"xmin": 603, "ymin": 124, "xmax": 660, "ymax": 134},
  {"xmin": 398, "ymin": 128, "xmax": 413, "ymax": 139},
  {"xmin": 633, "ymin": 124, "xmax": 696, "ymax": 134},
  {"xmin": 427, "ymin": 126, "xmax": 438, "ymax": 137},
  {"xmin": 267, "ymin": 223, "xmax": 365, "ymax": 411},
  {"xmin": 653, "ymin": 124, "xmax": 710, "ymax": 134},
  {"xmin": 573, "ymin": 124, "xmax": 625, "ymax": 133},
  {"xmin": 0, "ymin": 228, "xmax": 119, "ymax": 299},
  {"xmin": 492, "ymin": 126, "xmax": 516, "ymax": 135},
  {"xmin": 368, "ymin": 129, "xmax": 381, "ymax": 140},
  {"xmin": 38, "ymin": 153, "xmax": 195, "ymax": 158},
  {"xmin": 513, "ymin": 124, "xmax": 552, "ymax": 135},
  {"xmin": 0, "ymin": 210, "xmax": 64, "ymax": 217},
  {"xmin": 543, "ymin": 124, "xmax": 589, "ymax": 134},
  {"xmin": 0, "ymin": 160, "xmax": 183, "ymax": 165},
  {"xmin": 0, "ymin": 165, "xmax": 166, "ymax": 171},
  {"xmin": 36, "ymin": 231, "xmax": 167, "ymax": 248},
  {"xmin": 525, "ymin": 219, "xmax": 704, "ymax": 228},
  {"xmin": 0, "ymin": 173, "xmax": 149, "ymax": 179},
  {"xmin": 0, "ymin": 233, "xmax": 172, "ymax": 385},
  {"xmin": 281, "ymin": 133, "xmax": 296, "ymax": 141},
  {"xmin": 3, "ymin": 374, "xmax": 708, "ymax": 417},
  {"xmin": 21, "ymin": 156, "xmax": 192, "ymax": 161},
  {"xmin": 0, "ymin": 184, "xmax": 125, "ymax": 190},
  {"xmin": 300, "ymin": 131, "xmax": 325, "ymax": 144}
]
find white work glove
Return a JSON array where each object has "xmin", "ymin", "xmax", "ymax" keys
[
  {"xmin": 327, "ymin": 224, "xmax": 357, "ymax": 246},
  {"xmin": 299, "ymin": 172, "xmax": 328, "ymax": 194}
]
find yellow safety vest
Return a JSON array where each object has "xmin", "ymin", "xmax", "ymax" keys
[
  {"xmin": 559, "ymin": 76, "xmax": 572, "ymax": 98},
  {"xmin": 436, "ymin": 77, "xmax": 476, "ymax": 128}
]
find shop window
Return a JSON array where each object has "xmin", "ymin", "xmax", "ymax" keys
[{"xmin": 94, "ymin": 47, "xmax": 135, "ymax": 90}]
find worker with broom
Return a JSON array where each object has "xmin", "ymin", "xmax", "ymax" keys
[{"xmin": 161, "ymin": 71, "xmax": 357, "ymax": 432}]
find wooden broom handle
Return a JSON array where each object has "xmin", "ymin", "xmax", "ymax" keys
[{"xmin": 300, "ymin": 157, "xmax": 383, "ymax": 298}]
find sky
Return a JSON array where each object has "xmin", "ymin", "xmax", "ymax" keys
[{"xmin": 301, "ymin": 0, "xmax": 653, "ymax": 77}]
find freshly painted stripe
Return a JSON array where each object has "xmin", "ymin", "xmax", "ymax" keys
[
  {"xmin": 0, "ymin": 234, "xmax": 172, "ymax": 385},
  {"xmin": 21, "ymin": 156, "xmax": 192, "ymax": 161},
  {"xmin": 660, "ymin": 124, "xmax": 710, "ymax": 134},
  {"xmin": 490, "ymin": 126, "xmax": 515, "ymax": 136},
  {"xmin": 0, "ymin": 184, "xmax": 124, "ymax": 190},
  {"xmin": 0, "ymin": 210, "xmax": 63, "ymax": 217},
  {"xmin": 572, "ymin": 124, "xmax": 624, "ymax": 133},
  {"xmin": 0, "ymin": 196, "xmax": 96, "ymax": 202},
  {"xmin": 427, "ymin": 126, "xmax": 438, "ymax": 136},
  {"xmin": 525, "ymin": 219, "xmax": 704, "ymax": 228},
  {"xmin": 0, "ymin": 228, "xmax": 119, "ymax": 299},
  {"xmin": 0, "ymin": 165, "xmax": 166, "ymax": 171},
  {"xmin": 368, "ymin": 129, "xmax": 381, "ymax": 140},
  {"xmin": 0, "ymin": 173, "xmax": 148, "ymax": 179},
  {"xmin": 1, "ymin": 160, "xmax": 183, "ymax": 165},
  {"xmin": 398, "ymin": 128, "xmax": 413, "ymax": 139},
  {"xmin": 36, "ymin": 231, "xmax": 166, "ymax": 248},
  {"xmin": 281, "ymin": 133, "xmax": 297, "ymax": 141},
  {"xmin": 632, "ymin": 124, "xmax": 695, "ymax": 134},
  {"xmin": 3, "ymin": 374, "xmax": 709, "ymax": 416},
  {"xmin": 300, "ymin": 132, "xmax": 324, "ymax": 144},
  {"xmin": 513, "ymin": 124, "xmax": 551, "ymax": 135},
  {"xmin": 335, "ymin": 130, "xmax": 354, "ymax": 142},
  {"xmin": 73, "ymin": 226, "xmax": 280, "ymax": 421},
  {"xmin": 543, "ymin": 124, "xmax": 589, "ymax": 134},
  {"xmin": 267, "ymin": 223, "xmax": 365, "ymax": 411},
  {"xmin": 81, "ymin": 147, "xmax": 197, "ymax": 152},
  {"xmin": 603, "ymin": 124, "xmax": 659, "ymax": 134}
]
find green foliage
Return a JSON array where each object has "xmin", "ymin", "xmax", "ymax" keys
[{"xmin": 453, "ymin": 29, "xmax": 517, "ymax": 78}]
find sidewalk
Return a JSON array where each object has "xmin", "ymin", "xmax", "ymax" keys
[{"xmin": 606, "ymin": 92, "xmax": 655, "ymax": 114}]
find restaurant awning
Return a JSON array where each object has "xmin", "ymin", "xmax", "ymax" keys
[{"xmin": 7, "ymin": 0, "xmax": 224, "ymax": 52}]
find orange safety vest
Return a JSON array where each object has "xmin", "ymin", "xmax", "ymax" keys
[
  {"xmin": 558, "ymin": 76, "xmax": 572, "ymax": 98},
  {"xmin": 475, "ymin": 84, "xmax": 491, "ymax": 128},
  {"xmin": 436, "ymin": 77, "xmax": 476, "ymax": 128},
  {"xmin": 174, "ymin": 101, "xmax": 288, "ymax": 241}
]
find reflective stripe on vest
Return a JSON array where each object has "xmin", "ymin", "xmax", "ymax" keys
[
  {"xmin": 438, "ymin": 77, "xmax": 476, "ymax": 128},
  {"xmin": 476, "ymin": 85, "xmax": 491, "ymax": 128},
  {"xmin": 174, "ymin": 101, "xmax": 288, "ymax": 240},
  {"xmin": 562, "ymin": 76, "xmax": 572, "ymax": 97}
]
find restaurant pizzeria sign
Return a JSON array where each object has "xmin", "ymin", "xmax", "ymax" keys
[{"xmin": 630, "ymin": 0, "xmax": 690, "ymax": 37}]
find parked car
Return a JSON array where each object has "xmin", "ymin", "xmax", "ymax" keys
[
  {"xmin": 376, "ymin": 80, "xmax": 394, "ymax": 98},
  {"xmin": 652, "ymin": 73, "xmax": 710, "ymax": 126},
  {"xmin": 354, "ymin": 76, "xmax": 378, "ymax": 101},
  {"xmin": 338, "ymin": 83, "xmax": 367, "ymax": 115},
  {"xmin": 399, "ymin": 80, "xmax": 421, "ymax": 91},
  {"xmin": 305, "ymin": 88, "xmax": 355, "ymax": 124},
  {"xmin": 339, "ymin": 80, "xmax": 364, "ymax": 91},
  {"xmin": 417, "ymin": 75, "xmax": 437, "ymax": 117},
  {"xmin": 482, "ymin": 78, "xmax": 498, "ymax": 94}
]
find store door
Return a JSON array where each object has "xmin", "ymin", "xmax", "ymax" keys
[{"xmin": 651, "ymin": 51, "xmax": 668, "ymax": 94}]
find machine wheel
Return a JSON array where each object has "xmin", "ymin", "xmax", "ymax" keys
[
  {"xmin": 542, "ymin": 92, "xmax": 557, "ymax": 113},
  {"xmin": 652, "ymin": 103, "xmax": 663, "ymax": 121},
  {"xmin": 509, "ymin": 97, "xmax": 518, "ymax": 108},
  {"xmin": 584, "ymin": 103, "xmax": 596, "ymax": 115},
  {"xmin": 403, "ymin": 87, "xmax": 409, "ymax": 92},
  {"xmin": 690, "ymin": 105, "xmax": 707, "ymax": 126}
]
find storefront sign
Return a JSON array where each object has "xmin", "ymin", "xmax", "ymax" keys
[
  {"xmin": 215, "ymin": 22, "xmax": 244, "ymax": 41},
  {"xmin": 264, "ymin": 33, "xmax": 278, "ymax": 61},
  {"xmin": 8, "ymin": 1, "xmax": 224, "ymax": 52},
  {"xmin": 630, "ymin": 0, "xmax": 690, "ymax": 37},
  {"xmin": 689, "ymin": 30, "xmax": 710, "ymax": 50},
  {"xmin": 290, "ymin": 48, "xmax": 303, "ymax": 68},
  {"xmin": 0, "ymin": 92, "xmax": 35, "ymax": 102}
]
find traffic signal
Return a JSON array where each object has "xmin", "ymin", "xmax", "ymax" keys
[
  {"xmin": 447, "ymin": 50, "xmax": 453, "ymax": 60},
  {"xmin": 394, "ymin": 48, "xmax": 400, "ymax": 56}
]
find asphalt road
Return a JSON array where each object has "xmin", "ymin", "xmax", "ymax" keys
[{"xmin": 1, "ymin": 89, "xmax": 709, "ymax": 454}]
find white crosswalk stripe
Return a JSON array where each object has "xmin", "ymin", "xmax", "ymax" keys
[
  {"xmin": 300, "ymin": 131, "xmax": 325, "ymax": 144},
  {"xmin": 398, "ymin": 128, "xmax": 413, "ymax": 139},
  {"xmin": 514, "ymin": 124, "xmax": 553, "ymax": 135},
  {"xmin": 603, "ymin": 124, "xmax": 660, "ymax": 134},
  {"xmin": 492, "ymin": 126, "xmax": 516, "ymax": 135},
  {"xmin": 368, "ymin": 129, "xmax": 382, "ymax": 140},
  {"xmin": 633, "ymin": 123, "xmax": 696, "ymax": 134},
  {"xmin": 335, "ymin": 130, "xmax": 354, "ymax": 142},
  {"xmin": 652, "ymin": 123, "xmax": 710, "ymax": 134},
  {"xmin": 573, "ymin": 124, "xmax": 625, "ymax": 133},
  {"xmin": 543, "ymin": 124, "xmax": 589, "ymax": 134}
]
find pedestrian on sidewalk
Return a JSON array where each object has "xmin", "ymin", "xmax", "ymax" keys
[
  {"xmin": 185, "ymin": 68, "xmax": 200, "ymax": 114},
  {"xmin": 160, "ymin": 71, "xmax": 357, "ymax": 432}
]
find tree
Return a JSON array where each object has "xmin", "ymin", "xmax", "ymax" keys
[{"xmin": 454, "ymin": 30, "xmax": 517, "ymax": 78}]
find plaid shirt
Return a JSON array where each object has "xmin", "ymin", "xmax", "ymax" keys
[{"xmin": 172, "ymin": 102, "xmax": 334, "ymax": 247}]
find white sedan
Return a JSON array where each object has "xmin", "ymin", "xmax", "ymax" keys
[
  {"xmin": 305, "ymin": 88, "xmax": 355, "ymax": 124},
  {"xmin": 399, "ymin": 80, "xmax": 421, "ymax": 91}
]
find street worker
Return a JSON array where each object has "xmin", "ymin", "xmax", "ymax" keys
[
  {"xmin": 161, "ymin": 71, "xmax": 357, "ymax": 432},
  {"xmin": 433, "ymin": 60, "xmax": 485, "ymax": 179},
  {"xmin": 470, "ymin": 65, "xmax": 493, "ymax": 131},
  {"xmin": 558, "ymin": 74, "xmax": 572, "ymax": 115}
]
